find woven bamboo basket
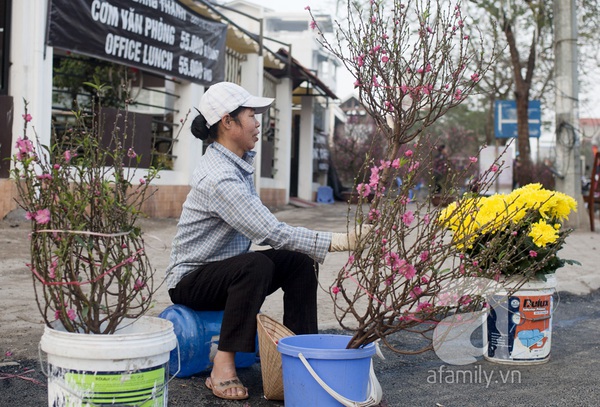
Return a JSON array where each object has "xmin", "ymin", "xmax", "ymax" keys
[{"xmin": 256, "ymin": 314, "xmax": 295, "ymax": 400}]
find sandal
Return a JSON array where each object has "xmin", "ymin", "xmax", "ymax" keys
[{"xmin": 205, "ymin": 376, "xmax": 249, "ymax": 400}]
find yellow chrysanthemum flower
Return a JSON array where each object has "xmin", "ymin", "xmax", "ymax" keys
[{"xmin": 528, "ymin": 219, "xmax": 559, "ymax": 247}]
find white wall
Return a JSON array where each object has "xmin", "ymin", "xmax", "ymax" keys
[{"xmin": 9, "ymin": 0, "xmax": 53, "ymax": 150}]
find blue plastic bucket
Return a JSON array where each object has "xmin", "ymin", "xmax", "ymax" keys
[
  {"xmin": 277, "ymin": 334, "xmax": 376, "ymax": 407},
  {"xmin": 158, "ymin": 305, "xmax": 257, "ymax": 377}
]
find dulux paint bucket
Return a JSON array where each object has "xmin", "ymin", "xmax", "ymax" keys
[
  {"xmin": 483, "ymin": 274, "xmax": 556, "ymax": 364},
  {"xmin": 40, "ymin": 316, "xmax": 177, "ymax": 406}
]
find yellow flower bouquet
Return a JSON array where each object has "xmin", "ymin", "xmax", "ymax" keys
[{"xmin": 439, "ymin": 183, "xmax": 579, "ymax": 279}]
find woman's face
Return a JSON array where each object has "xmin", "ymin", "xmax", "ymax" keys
[{"xmin": 221, "ymin": 108, "xmax": 260, "ymax": 157}]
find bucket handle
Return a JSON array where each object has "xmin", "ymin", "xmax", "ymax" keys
[{"xmin": 298, "ymin": 352, "xmax": 382, "ymax": 407}]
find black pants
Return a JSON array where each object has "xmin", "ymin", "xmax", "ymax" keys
[{"xmin": 168, "ymin": 249, "xmax": 319, "ymax": 353}]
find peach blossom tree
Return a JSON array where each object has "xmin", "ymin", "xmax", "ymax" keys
[{"xmin": 308, "ymin": 0, "xmax": 511, "ymax": 351}]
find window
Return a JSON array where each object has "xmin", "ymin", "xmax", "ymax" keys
[{"xmin": 51, "ymin": 52, "xmax": 179, "ymax": 169}]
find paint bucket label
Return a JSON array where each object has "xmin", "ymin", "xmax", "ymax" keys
[
  {"xmin": 51, "ymin": 365, "xmax": 167, "ymax": 406},
  {"xmin": 486, "ymin": 292, "xmax": 553, "ymax": 363}
]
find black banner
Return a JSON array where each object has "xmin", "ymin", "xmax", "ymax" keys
[{"xmin": 47, "ymin": 0, "xmax": 227, "ymax": 85}]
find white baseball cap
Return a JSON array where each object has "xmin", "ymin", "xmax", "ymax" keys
[{"xmin": 199, "ymin": 82, "xmax": 275, "ymax": 127}]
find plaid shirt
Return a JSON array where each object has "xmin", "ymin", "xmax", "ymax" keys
[{"xmin": 165, "ymin": 142, "xmax": 332, "ymax": 289}]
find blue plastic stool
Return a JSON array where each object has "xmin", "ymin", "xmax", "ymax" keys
[
  {"xmin": 158, "ymin": 304, "xmax": 258, "ymax": 377},
  {"xmin": 316, "ymin": 186, "xmax": 335, "ymax": 204}
]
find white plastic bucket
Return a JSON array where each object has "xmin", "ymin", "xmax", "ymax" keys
[
  {"xmin": 483, "ymin": 274, "xmax": 556, "ymax": 364},
  {"xmin": 40, "ymin": 316, "xmax": 177, "ymax": 406}
]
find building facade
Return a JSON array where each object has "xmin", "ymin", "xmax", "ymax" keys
[{"xmin": 0, "ymin": 0, "xmax": 340, "ymax": 219}]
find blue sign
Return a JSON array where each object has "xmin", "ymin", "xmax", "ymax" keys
[{"xmin": 494, "ymin": 100, "xmax": 541, "ymax": 138}]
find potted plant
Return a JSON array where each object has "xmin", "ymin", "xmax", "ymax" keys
[
  {"xmin": 11, "ymin": 84, "xmax": 177, "ymax": 406},
  {"xmin": 438, "ymin": 183, "xmax": 578, "ymax": 363}
]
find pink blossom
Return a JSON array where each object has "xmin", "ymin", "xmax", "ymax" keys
[
  {"xmin": 420, "ymin": 250, "xmax": 429, "ymax": 262},
  {"xmin": 64, "ymin": 150, "xmax": 73, "ymax": 163},
  {"xmin": 381, "ymin": 55, "xmax": 389, "ymax": 63},
  {"xmin": 408, "ymin": 162, "xmax": 420, "ymax": 172},
  {"xmin": 356, "ymin": 183, "xmax": 372, "ymax": 198},
  {"xmin": 332, "ymin": 286, "xmax": 340, "ymax": 294},
  {"xmin": 423, "ymin": 213, "xmax": 430, "ymax": 225},
  {"xmin": 25, "ymin": 211, "xmax": 35, "ymax": 220},
  {"xmin": 400, "ymin": 262, "xmax": 417, "ymax": 280},
  {"xmin": 53, "ymin": 164, "xmax": 61, "ymax": 170},
  {"xmin": 459, "ymin": 295, "xmax": 472, "ymax": 305},
  {"xmin": 310, "ymin": 20, "xmax": 317, "ymax": 29},
  {"xmin": 469, "ymin": 156, "xmax": 478, "ymax": 163},
  {"xmin": 127, "ymin": 148, "xmax": 137, "ymax": 158},
  {"xmin": 402, "ymin": 211, "xmax": 414, "ymax": 226},
  {"xmin": 353, "ymin": 79, "xmax": 361, "ymax": 88},
  {"xmin": 372, "ymin": 75, "xmax": 379, "ymax": 87},
  {"xmin": 48, "ymin": 261, "xmax": 58, "ymax": 279},
  {"xmin": 369, "ymin": 208, "xmax": 381, "ymax": 221},
  {"xmin": 304, "ymin": 5, "xmax": 310, "ymax": 10},
  {"xmin": 356, "ymin": 55, "xmax": 364, "ymax": 67},
  {"xmin": 454, "ymin": 89, "xmax": 463, "ymax": 100},
  {"xmin": 391, "ymin": 158, "xmax": 400, "ymax": 168},
  {"xmin": 529, "ymin": 250, "xmax": 538, "ymax": 258},
  {"xmin": 67, "ymin": 309, "xmax": 77, "ymax": 321},
  {"xmin": 511, "ymin": 231, "xmax": 518, "ymax": 236},
  {"xmin": 37, "ymin": 173, "xmax": 52, "ymax": 181},
  {"xmin": 5, "ymin": 351, "xmax": 12, "ymax": 357},
  {"xmin": 134, "ymin": 278, "xmax": 146, "ymax": 291},
  {"xmin": 404, "ymin": 150, "xmax": 413, "ymax": 157},
  {"xmin": 139, "ymin": 178, "xmax": 146, "ymax": 185},
  {"xmin": 22, "ymin": 113, "xmax": 32, "ymax": 122},
  {"xmin": 371, "ymin": 45, "xmax": 381, "ymax": 54},
  {"xmin": 471, "ymin": 72, "xmax": 480, "ymax": 82},
  {"xmin": 416, "ymin": 302, "xmax": 432, "ymax": 312},
  {"xmin": 379, "ymin": 160, "xmax": 391, "ymax": 169},
  {"xmin": 410, "ymin": 286, "xmax": 423, "ymax": 299},
  {"xmin": 421, "ymin": 276, "xmax": 429, "ymax": 284},
  {"xmin": 386, "ymin": 251, "xmax": 400, "ymax": 268},
  {"xmin": 369, "ymin": 167, "xmax": 380, "ymax": 187},
  {"xmin": 15, "ymin": 137, "xmax": 34, "ymax": 160},
  {"xmin": 34, "ymin": 208, "xmax": 51, "ymax": 224},
  {"xmin": 491, "ymin": 165, "xmax": 499, "ymax": 172},
  {"xmin": 384, "ymin": 101, "xmax": 393, "ymax": 111},
  {"xmin": 54, "ymin": 310, "xmax": 60, "ymax": 320}
]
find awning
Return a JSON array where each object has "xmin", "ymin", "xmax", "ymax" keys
[
  {"xmin": 180, "ymin": 0, "xmax": 284, "ymax": 69},
  {"xmin": 267, "ymin": 49, "xmax": 338, "ymax": 100}
]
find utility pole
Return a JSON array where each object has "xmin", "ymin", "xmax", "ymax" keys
[{"xmin": 554, "ymin": 0, "xmax": 587, "ymax": 229}]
